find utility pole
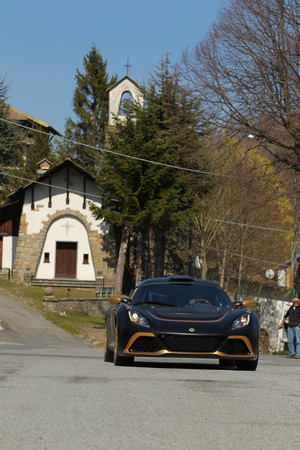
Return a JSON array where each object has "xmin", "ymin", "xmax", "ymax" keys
[{"xmin": 293, "ymin": 168, "xmax": 297, "ymax": 297}]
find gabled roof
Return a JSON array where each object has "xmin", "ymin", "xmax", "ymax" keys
[
  {"xmin": 8, "ymin": 106, "xmax": 61, "ymax": 136},
  {"xmin": 37, "ymin": 158, "xmax": 53, "ymax": 167},
  {"xmin": 8, "ymin": 158, "xmax": 96, "ymax": 202},
  {"xmin": 107, "ymin": 75, "xmax": 142, "ymax": 93}
]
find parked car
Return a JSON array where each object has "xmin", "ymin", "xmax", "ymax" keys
[{"xmin": 104, "ymin": 276, "xmax": 259, "ymax": 370}]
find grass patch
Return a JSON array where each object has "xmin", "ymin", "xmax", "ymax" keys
[
  {"xmin": 41, "ymin": 310, "xmax": 104, "ymax": 336},
  {"xmin": 0, "ymin": 279, "xmax": 104, "ymax": 337}
]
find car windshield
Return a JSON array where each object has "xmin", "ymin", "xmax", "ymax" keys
[{"xmin": 133, "ymin": 283, "xmax": 232, "ymax": 310}]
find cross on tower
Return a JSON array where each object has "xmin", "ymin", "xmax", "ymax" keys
[{"xmin": 124, "ymin": 56, "xmax": 131, "ymax": 75}]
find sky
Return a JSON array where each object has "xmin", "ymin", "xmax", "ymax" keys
[{"xmin": 2, "ymin": 0, "xmax": 224, "ymax": 135}]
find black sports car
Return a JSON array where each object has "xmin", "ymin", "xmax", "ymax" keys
[{"xmin": 104, "ymin": 276, "xmax": 259, "ymax": 370}]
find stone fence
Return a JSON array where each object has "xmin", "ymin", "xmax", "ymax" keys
[
  {"xmin": 234, "ymin": 282, "xmax": 293, "ymax": 354},
  {"xmin": 43, "ymin": 295, "xmax": 110, "ymax": 318}
]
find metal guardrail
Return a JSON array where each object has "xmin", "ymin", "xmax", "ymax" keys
[{"xmin": 95, "ymin": 287, "xmax": 114, "ymax": 297}]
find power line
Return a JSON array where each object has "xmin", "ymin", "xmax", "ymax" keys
[
  {"xmin": 0, "ymin": 117, "xmax": 261, "ymax": 181},
  {"xmin": 202, "ymin": 217, "xmax": 297, "ymax": 235},
  {"xmin": 0, "ymin": 119, "xmax": 297, "ymax": 236},
  {"xmin": 0, "ymin": 175, "xmax": 296, "ymax": 235},
  {"xmin": 208, "ymin": 246, "xmax": 289, "ymax": 266},
  {"xmin": 0, "ymin": 166, "xmax": 295, "ymax": 267}
]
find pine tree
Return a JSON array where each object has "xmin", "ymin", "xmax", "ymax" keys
[
  {"xmin": 91, "ymin": 57, "xmax": 214, "ymax": 286},
  {"xmin": 0, "ymin": 77, "xmax": 26, "ymax": 190},
  {"xmin": 60, "ymin": 45, "xmax": 117, "ymax": 171},
  {"xmin": 10, "ymin": 126, "xmax": 54, "ymax": 191}
]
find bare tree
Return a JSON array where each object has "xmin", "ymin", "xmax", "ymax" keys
[
  {"xmin": 181, "ymin": 0, "xmax": 300, "ymax": 169},
  {"xmin": 196, "ymin": 144, "xmax": 293, "ymax": 287},
  {"xmin": 114, "ymin": 224, "xmax": 130, "ymax": 295}
]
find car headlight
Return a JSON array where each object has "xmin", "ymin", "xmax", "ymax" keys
[
  {"xmin": 231, "ymin": 312, "xmax": 250, "ymax": 330},
  {"xmin": 128, "ymin": 310, "xmax": 150, "ymax": 327}
]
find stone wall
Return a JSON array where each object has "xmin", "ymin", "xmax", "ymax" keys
[
  {"xmin": 235, "ymin": 282, "xmax": 293, "ymax": 353},
  {"xmin": 256, "ymin": 297, "xmax": 291, "ymax": 353},
  {"xmin": 43, "ymin": 297, "xmax": 110, "ymax": 318}
]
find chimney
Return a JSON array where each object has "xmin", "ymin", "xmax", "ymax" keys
[{"xmin": 36, "ymin": 159, "xmax": 53, "ymax": 174}]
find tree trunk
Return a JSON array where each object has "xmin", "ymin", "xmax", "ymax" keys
[
  {"xmin": 154, "ymin": 229, "xmax": 166, "ymax": 278},
  {"xmin": 200, "ymin": 234, "xmax": 207, "ymax": 280},
  {"xmin": 114, "ymin": 223, "xmax": 130, "ymax": 295},
  {"xmin": 144, "ymin": 228, "xmax": 152, "ymax": 279},
  {"xmin": 220, "ymin": 246, "xmax": 227, "ymax": 289},
  {"xmin": 220, "ymin": 234, "xmax": 229, "ymax": 288},
  {"xmin": 135, "ymin": 231, "xmax": 142, "ymax": 286},
  {"xmin": 188, "ymin": 229, "xmax": 193, "ymax": 277},
  {"xmin": 237, "ymin": 228, "xmax": 246, "ymax": 301}
]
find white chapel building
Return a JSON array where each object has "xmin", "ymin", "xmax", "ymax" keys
[{"xmin": 0, "ymin": 158, "xmax": 115, "ymax": 286}]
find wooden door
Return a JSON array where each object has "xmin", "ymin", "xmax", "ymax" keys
[
  {"xmin": 55, "ymin": 242, "xmax": 77, "ymax": 278},
  {"xmin": 0, "ymin": 237, "xmax": 2, "ymax": 269}
]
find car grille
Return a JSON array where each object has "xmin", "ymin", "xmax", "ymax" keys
[
  {"xmin": 223, "ymin": 339, "xmax": 250, "ymax": 355},
  {"xmin": 159, "ymin": 335, "xmax": 224, "ymax": 353},
  {"xmin": 129, "ymin": 336, "xmax": 158, "ymax": 353}
]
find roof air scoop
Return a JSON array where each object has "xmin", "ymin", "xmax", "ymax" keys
[{"xmin": 167, "ymin": 276, "xmax": 195, "ymax": 284}]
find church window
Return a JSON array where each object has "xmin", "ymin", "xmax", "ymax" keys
[
  {"xmin": 83, "ymin": 254, "xmax": 89, "ymax": 264},
  {"xmin": 118, "ymin": 91, "xmax": 134, "ymax": 115},
  {"xmin": 44, "ymin": 252, "xmax": 50, "ymax": 263}
]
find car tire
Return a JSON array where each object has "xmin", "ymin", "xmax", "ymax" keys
[
  {"xmin": 219, "ymin": 359, "xmax": 236, "ymax": 367},
  {"xmin": 114, "ymin": 326, "xmax": 134, "ymax": 366},
  {"xmin": 235, "ymin": 359, "xmax": 258, "ymax": 371},
  {"xmin": 104, "ymin": 325, "xmax": 114, "ymax": 363}
]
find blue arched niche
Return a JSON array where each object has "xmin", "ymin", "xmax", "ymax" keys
[{"xmin": 118, "ymin": 91, "xmax": 134, "ymax": 115}]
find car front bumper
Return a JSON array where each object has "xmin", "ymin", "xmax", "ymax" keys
[{"xmin": 120, "ymin": 331, "xmax": 258, "ymax": 360}]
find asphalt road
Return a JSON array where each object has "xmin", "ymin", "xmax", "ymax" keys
[{"xmin": 0, "ymin": 290, "xmax": 299, "ymax": 450}]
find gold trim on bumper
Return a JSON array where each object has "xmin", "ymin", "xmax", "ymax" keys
[{"xmin": 123, "ymin": 332, "xmax": 255, "ymax": 358}]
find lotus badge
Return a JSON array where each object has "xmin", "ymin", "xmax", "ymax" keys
[{"xmin": 189, "ymin": 328, "xmax": 195, "ymax": 332}]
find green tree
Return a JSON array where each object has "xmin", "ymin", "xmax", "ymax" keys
[
  {"xmin": 0, "ymin": 77, "xmax": 26, "ymax": 192},
  {"xmin": 91, "ymin": 58, "xmax": 213, "ymax": 291},
  {"xmin": 60, "ymin": 45, "xmax": 117, "ymax": 171},
  {"xmin": 9, "ymin": 126, "xmax": 54, "ymax": 192}
]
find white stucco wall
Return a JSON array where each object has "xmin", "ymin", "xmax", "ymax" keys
[
  {"xmin": 108, "ymin": 77, "xmax": 144, "ymax": 126},
  {"xmin": 35, "ymin": 216, "xmax": 95, "ymax": 280},
  {"xmin": 2, "ymin": 236, "xmax": 18, "ymax": 271},
  {"xmin": 22, "ymin": 167, "xmax": 107, "ymax": 235}
]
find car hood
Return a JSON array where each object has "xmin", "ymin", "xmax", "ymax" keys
[
  {"xmin": 126, "ymin": 304, "xmax": 254, "ymax": 334},
  {"xmin": 133, "ymin": 305, "xmax": 234, "ymax": 322}
]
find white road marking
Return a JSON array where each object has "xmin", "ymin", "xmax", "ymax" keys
[{"xmin": 0, "ymin": 341, "xmax": 25, "ymax": 346}]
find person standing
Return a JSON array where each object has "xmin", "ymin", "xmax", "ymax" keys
[{"xmin": 278, "ymin": 298, "xmax": 300, "ymax": 358}]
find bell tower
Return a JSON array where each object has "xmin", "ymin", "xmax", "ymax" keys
[{"xmin": 107, "ymin": 75, "xmax": 143, "ymax": 126}]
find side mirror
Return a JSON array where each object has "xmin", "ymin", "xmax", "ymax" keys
[
  {"xmin": 233, "ymin": 300, "xmax": 255, "ymax": 309},
  {"xmin": 243, "ymin": 300, "xmax": 255, "ymax": 308},
  {"xmin": 109, "ymin": 295, "xmax": 130, "ymax": 305},
  {"xmin": 110, "ymin": 295, "xmax": 121, "ymax": 304},
  {"xmin": 233, "ymin": 301, "xmax": 243, "ymax": 308}
]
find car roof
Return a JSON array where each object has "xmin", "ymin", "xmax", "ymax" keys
[{"xmin": 137, "ymin": 276, "xmax": 222, "ymax": 289}]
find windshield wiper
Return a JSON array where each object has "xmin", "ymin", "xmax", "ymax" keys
[{"xmin": 135, "ymin": 301, "xmax": 179, "ymax": 307}]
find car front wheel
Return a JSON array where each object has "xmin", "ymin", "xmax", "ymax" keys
[{"xmin": 113, "ymin": 326, "xmax": 134, "ymax": 366}]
